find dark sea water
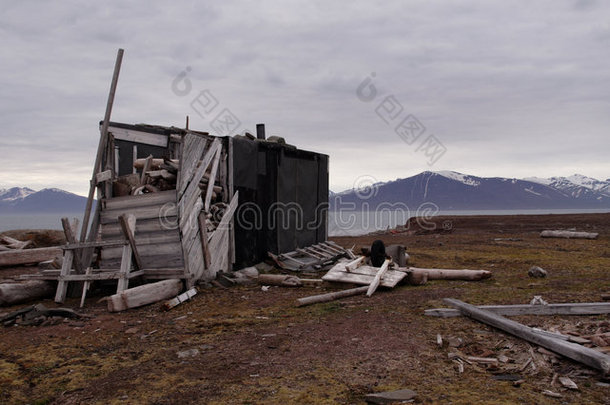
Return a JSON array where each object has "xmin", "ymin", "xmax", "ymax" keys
[
  {"xmin": 0, "ymin": 212, "xmax": 83, "ymax": 232},
  {"xmin": 1, "ymin": 208, "xmax": 608, "ymax": 236}
]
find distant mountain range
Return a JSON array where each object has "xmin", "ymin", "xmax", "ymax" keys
[
  {"xmin": 331, "ymin": 172, "xmax": 610, "ymax": 210},
  {"xmin": 0, "ymin": 187, "xmax": 88, "ymax": 213}
]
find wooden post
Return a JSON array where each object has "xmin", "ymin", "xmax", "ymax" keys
[
  {"xmin": 296, "ymin": 286, "xmax": 369, "ymax": 307},
  {"xmin": 55, "ymin": 250, "xmax": 74, "ymax": 303},
  {"xmin": 444, "ymin": 298, "xmax": 610, "ymax": 375},
  {"xmin": 118, "ymin": 214, "xmax": 142, "ymax": 270},
  {"xmin": 61, "ymin": 217, "xmax": 84, "ymax": 274},
  {"xmin": 79, "ymin": 48, "xmax": 124, "ymax": 244},
  {"xmin": 79, "ymin": 267, "xmax": 93, "ymax": 308},
  {"xmin": 366, "ymin": 259, "xmax": 390, "ymax": 297}
]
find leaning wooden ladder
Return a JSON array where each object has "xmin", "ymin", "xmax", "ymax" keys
[{"xmin": 54, "ymin": 214, "xmax": 142, "ymax": 305}]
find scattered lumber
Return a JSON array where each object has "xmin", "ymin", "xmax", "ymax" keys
[
  {"xmin": 407, "ymin": 268, "xmax": 492, "ymax": 281},
  {"xmin": 258, "ymin": 274, "xmax": 303, "ymax": 287},
  {"xmin": 296, "ymin": 286, "xmax": 368, "ymax": 307},
  {"xmin": 425, "ymin": 302, "xmax": 610, "ymax": 318},
  {"xmin": 444, "ymin": 298, "xmax": 610, "ymax": 375},
  {"xmin": 107, "ymin": 279, "xmax": 183, "ymax": 312},
  {"xmin": 540, "ymin": 230, "xmax": 599, "ymax": 239},
  {"xmin": 0, "ymin": 247, "xmax": 63, "ymax": 267},
  {"xmin": 322, "ymin": 260, "xmax": 406, "ymax": 288},
  {"xmin": 0, "ymin": 281, "xmax": 55, "ymax": 306}
]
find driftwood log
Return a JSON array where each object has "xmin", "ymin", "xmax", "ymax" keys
[
  {"xmin": 408, "ymin": 268, "xmax": 492, "ymax": 281},
  {"xmin": 0, "ymin": 281, "xmax": 55, "ymax": 306},
  {"xmin": 0, "ymin": 247, "xmax": 63, "ymax": 267},
  {"xmin": 540, "ymin": 230, "xmax": 599, "ymax": 239},
  {"xmin": 444, "ymin": 298, "xmax": 610, "ymax": 375},
  {"xmin": 107, "ymin": 279, "xmax": 183, "ymax": 312},
  {"xmin": 296, "ymin": 286, "xmax": 368, "ymax": 307}
]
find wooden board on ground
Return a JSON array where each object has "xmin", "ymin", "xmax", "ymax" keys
[
  {"xmin": 322, "ymin": 261, "xmax": 406, "ymax": 288},
  {"xmin": 425, "ymin": 302, "xmax": 610, "ymax": 317}
]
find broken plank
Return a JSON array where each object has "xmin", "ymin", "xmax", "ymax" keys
[
  {"xmin": 322, "ymin": 262, "xmax": 406, "ymax": 288},
  {"xmin": 444, "ymin": 298, "xmax": 610, "ymax": 375}
]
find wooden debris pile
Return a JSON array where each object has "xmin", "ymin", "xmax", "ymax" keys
[{"xmin": 434, "ymin": 298, "xmax": 610, "ymax": 377}]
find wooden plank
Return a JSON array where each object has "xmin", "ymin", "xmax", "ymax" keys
[
  {"xmin": 425, "ymin": 302, "xmax": 610, "ymax": 318},
  {"xmin": 0, "ymin": 247, "xmax": 62, "ymax": 267},
  {"xmin": 140, "ymin": 154, "xmax": 153, "ymax": 184},
  {"xmin": 198, "ymin": 213, "xmax": 211, "ymax": 270},
  {"xmin": 444, "ymin": 298, "xmax": 610, "ymax": 375},
  {"xmin": 61, "ymin": 218, "xmax": 84, "ymax": 274},
  {"xmin": 207, "ymin": 191, "xmax": 239, "ymax": 248},
  {"xmin": 227, "ymin": 137, "xmax": 235, "ymax": 265},
  {"xmin": 80, "ymin": 267, "xmax": 92, "ymax": 307},
  {"xmin": 96, "ymin": 170, "xmax": 113, "ymax": 184},
  {"xmin": 101, "ymin": 254, "xmax": 183, "ymax": 270},
  {"xmin": 178, "ymin": 133, "xmax": 207, "ymax": 198},
  {"xmin": 64, "ymin": 239, "xmax": 126, "ymax": 250},
  {"xmin": 345, "ymin": 256, "xmax": 365, "ymax": 271},
  {"xmin": 541, "ymin": 230, "xmax": 599, "ymax": 239},
  {"xmin": 102, "ymin": 217, "xmax": 178, "ymax": 238},
  {"xmin": 100, "ymin": 204, "xmax": 177, "ymax": 224},
  {"xmin": 366, "ymin": 259, "xmax": 390, "ymax": 297},
  {"xmin": 108, "ymin": 125, "xmax": 169, "ymax": 147},
  {"xmin": 322, "ymin": 262, "xmax": 405, "ymax": 287},
  {"xmin": 180, "ymin": 138, "xmax": 221, "ymax": 216},
  {"xmin": 118, "ymin": 214, "xmax": 142, "ymax": 270},
  {"xmin": 54, "ymin": 250, "xmax": 74, "ymax": 303},
  {"xmin": 101, "ymin": 241, "xmax": 182, "ymax": 260},
  {"xmin": 116, "ymin": 244, "xmax": 133, "ymax": 293},
  {"xmin": 80, "ymin": 49, "xmax": 124, "ymax": 244},
  {"xmin": 204, "ymin": 143, "xmax": 222, "ymax": 211},
  {"xmin": 103, "ymin": 190, "xmax": 176, "ymax": 210},
  {"xmin": 296, "ymin": 286, "xmax": 369, "ymax": 307}
]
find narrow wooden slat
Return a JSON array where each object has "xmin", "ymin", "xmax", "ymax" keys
[
  {"xmin": 119, "ymin": 214, "xmax": 142, "ymax": 270},
  {"xmin": 103, "ymin": 190, "xmax": 177, "ymax": 210},
  {"xmin": 116, "ymin": 244, "xmax": 132, "ymax": 293},
  {"xmin": 54, "ymin": 250, "xmax": 74, "ymax": 303},
  {"xmin": 425, "ymin": 302, "xmax": 610, "ymax": 318},
  {"xmin": 204, "ymin": 145, "xmax": 222, "ymax": 211},
  {"xmin": 100, "ymin": 204, "xmax": 177, "ymax": 224}
]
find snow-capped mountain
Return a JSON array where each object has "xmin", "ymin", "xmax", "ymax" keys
[
  {"xmin": 0, "ymin": 187, "xmax": 88, "ymax": 213},
  {"xmin": 331, "ymin": 171, "xmax": 610, "ymax": 210}
]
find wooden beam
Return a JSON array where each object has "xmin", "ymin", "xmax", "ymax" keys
[
  {"xmin": 54, "ymin": 250, "xmax": 74, "ymax": 303},
  {"xmin": 0, "ymin": 247, "xmax": 62, "ymax": 267},
  {"xmin": 366, "ymin": 259, "xmax": 390, "ymax": 297},
  {"xmin": 118, "ymin": 214, "xmax": 142, "ymax": 270},
  {"xmin": 540, "ymin": 230, "xmax": 598, "ymax": 239},
  {"xmin": 444, "ymin": 298, "xmax": 610, "ymax": 375},
  {"xmin": 407, "ymin": 268, "xmax": 492, "ymax": 281},
  {"xmin": 61, "ymin": 218, "xmax": 84, "ymax": 274},
  {"xmin": 425, "ymin": 302, "xmax": 610, "ymax": 318},
  {"xmin": 108, "ymin": 126, "xmax": 169, "ymax": 147},
  {"xmin": 107, "ymin": 279, "xmax": 183, "ymax": 312},
  {"xmin": 204, "ymin": 143, "xmax": 222, "ymax": 211},
  {"xmin": 296, "ymin": 286, "xmax": 369, "ymax": 307},
  {"xmin": 80, "ymin": 48, "xmax": 124, "ymax": 244}
]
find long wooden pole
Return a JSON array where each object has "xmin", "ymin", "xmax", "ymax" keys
[
  {"xmin": 79, "ymin": 48, "xmax": 124, "ymax": 243},
  {"xmin": 444, "ymin": 298, "xmax": 610, "ymax": 375}
]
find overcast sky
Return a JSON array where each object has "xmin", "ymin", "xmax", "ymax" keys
[{"xmin": 1, "ymin": 0, "xmax": 609, "ymax": 196}]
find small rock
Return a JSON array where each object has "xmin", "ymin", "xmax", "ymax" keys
[
  {"xmin": 365, "ymin": 388, "xmax": 417, "ymax": 404},
  {"xmin": 528, "ymin": 266, "xmax": 547, "ymax": 278},
  {"xmin": 177, "ymin": 348, "xmax": 200, "ymax": 359},
  {"xmin": 125, "ymin": 327, "xmax": 139, "ymax": 334},
  {"xmin": 559, "ymin": 376, "xmax": 578, "ymax": 390},
  {"xmin": 261, "ymin": 286, "xmax": 270, "ymax": 292}
]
